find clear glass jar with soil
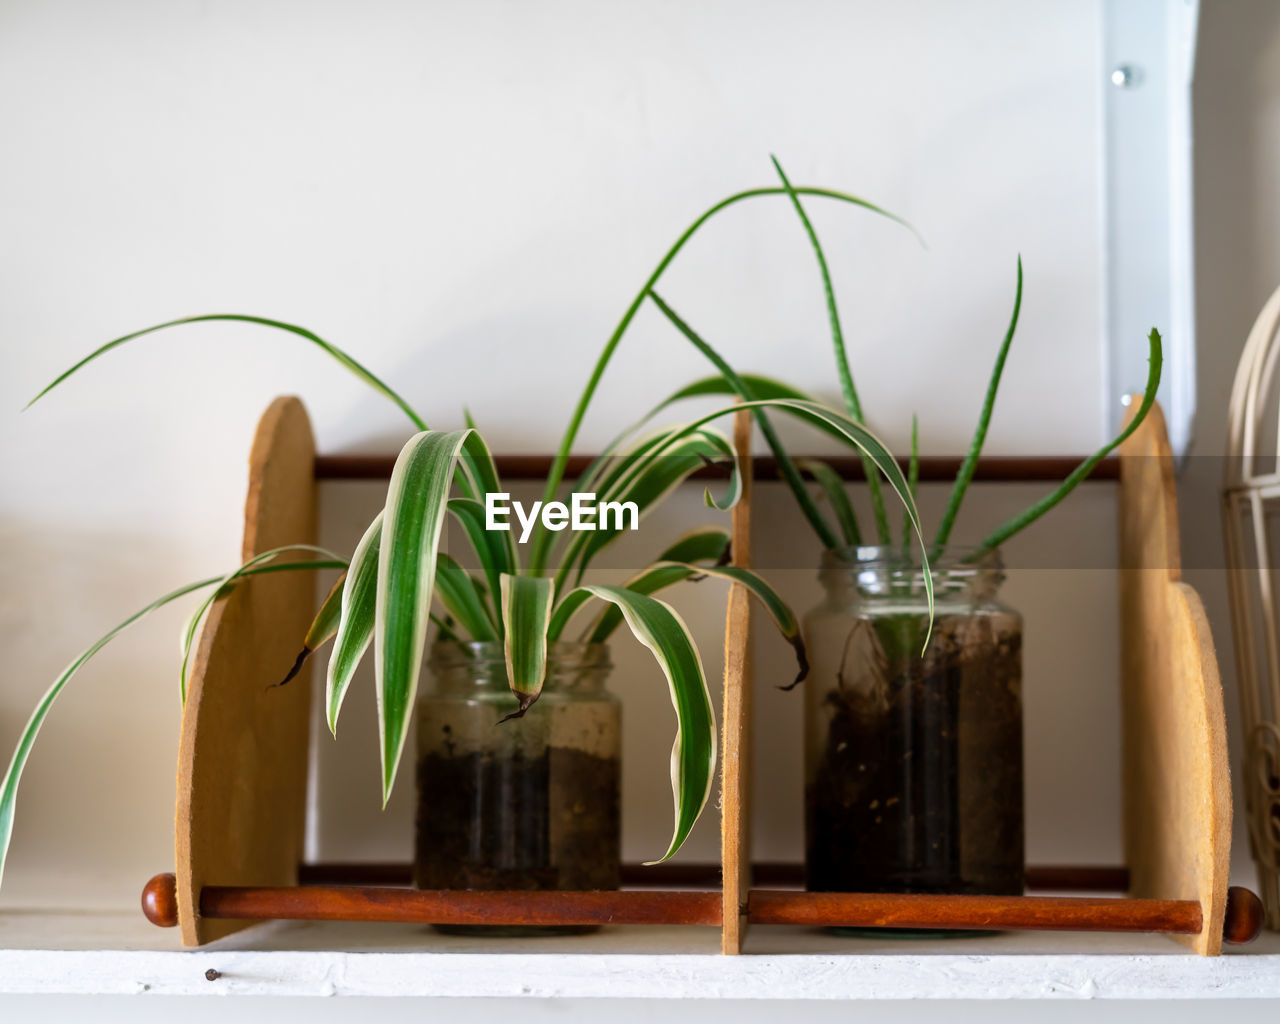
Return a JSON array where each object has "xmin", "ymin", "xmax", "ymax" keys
[
  {"xmin": 414, "ymin": 640, "xmax": 621, "ymax": 936},
  {"xmin": 803, "ymin": 545, "xmax": 1024, "ymax": 919}
]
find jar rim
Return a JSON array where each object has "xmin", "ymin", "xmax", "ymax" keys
[
  {"xmin": 428, "ymin": 639, "xmax": 612, "ymax": 669},
  {"xmin": 822, "ymin": 544, "xmax": 1004, "ymax": 572},
  {"xmin": 819, "ymin": 544, "xmax": 1006, "ymax": 599}
]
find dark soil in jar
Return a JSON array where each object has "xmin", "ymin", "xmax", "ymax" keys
[
  {"xmin": 806, "ymin": 613, "xmax": 1024, "ymax": 910},
  {"xmin": 415, "ymin": 746, "xmax": 621, "ymax": 936}
]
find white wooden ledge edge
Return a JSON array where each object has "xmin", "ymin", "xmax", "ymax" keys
[
  {"xmin": 4, "ymin": 947, "xmax": 1280, "ymax": 999},
  {"xmin": 3, "ymin": 914, "xmax": 1278, "ymax": 999}
]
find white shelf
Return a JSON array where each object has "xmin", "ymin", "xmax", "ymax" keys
[{"xmin": 2, "ymin": 910, "xmax": 1279, "ymax": 999}]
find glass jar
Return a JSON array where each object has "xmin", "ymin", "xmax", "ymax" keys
[
  {"xmin": 414, "ymin": 641, "xmax": 621, "ymax": 934},
  {"xmin": 804, "ymin": 546, "xmax": 1024, "ymax": 899}
]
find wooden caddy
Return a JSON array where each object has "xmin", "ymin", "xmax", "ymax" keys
[{"xmin": 141, "ymin": 397, "xmax": 1263, "ymax": 954}]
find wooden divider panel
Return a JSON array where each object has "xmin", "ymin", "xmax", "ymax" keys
[
  {"xmin": 175, "ymin": 397, "xmax": 318, "ymax": 945},
  {"xmin": 1118, "ymin": 401, "xmax": 1232, "ymax": 955},
  {"xmin": 721, "ymin": 410, "xmax": 754, "ymax": 954}
]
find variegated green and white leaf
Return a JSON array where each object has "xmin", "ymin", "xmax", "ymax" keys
[
  {"xmin": 457, "ymin": 427, "xmax": 505, "ymax": 503},
  {"xmin": 573, "ymin": 585, "xmax": 714, "ymax": 863},
  {"xmin": 435, "ymin": 553, "xmax": 497, "ymax": 643},
  {"xmin": 376, "ymin": 430, "xmax": 473, "ymax": 803},
  {"xmin": 546, "ymin": 525, "xmax": 730, "ymax": 642},
  {"xmin": 277, "ymin": 569, "xmax": 348, "ymax": 691},
  {"xmin": 582, "ymin": 564, "xmax": 693, "ymax": 643},
  {"xmin": 574, "ymin": 526, "xmax": 732, "ymax": 642},
  {"xmin": 635, "ymin": 372, "xmax": 822, "ymax": 432},
  {"xmin": 644, "ymin": 397, "xmax": 934, "ymax": 646},
  {"xmin": 178, "ymin": 543, "xmax": 343, "ymax": 700},
  {"xmin": 662, "ymin": 562, "xmax": 807, "ymax": 685},
  {"xmin": 656, "ymin": 524, "xmax": 732, "ymax": 565},
  {"xmin": 586, "ymin": 561, "xmax": 807, "ymax": 686},
  {"xmin": 447, "ymin": 496, "xmax": 515, "ymax": 622},
  {"xmin": 557, "ymin": 428, "xmax": 739, "ymax": 593},
  {"xmin": 0, "ymin": 557, "xmax": 343, "ymax": 890},
  {"xmin": 324, "ymin": 513, "xmax": 382, "ymax": 734},
  {"xmin": 305, "ymin": 574, "xmax": 347, "ymax": 653},
  {"xmin": 498, "ymin": 573, "xmax": 555, "ymax": 719},
  {"xmin": 566, "ymin": 425, "xmax": 686, "ymax": 520}
]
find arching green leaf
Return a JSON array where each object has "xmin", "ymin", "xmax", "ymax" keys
[
  {"xmin": 572, "ymin": 585, "xmax": 715, "ymax": 863},
  {"xmin": 376, "ymin": 430, "xmax": 473, "ymax": 804}
]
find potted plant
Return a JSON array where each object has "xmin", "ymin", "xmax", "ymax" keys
[
  {"xmin": 0, "ymin": 174, "xmax": 935, "ymax": 923},
  {"xmin": 640, "ymin": 158, "xmax": 1164, "ymax": 909}
]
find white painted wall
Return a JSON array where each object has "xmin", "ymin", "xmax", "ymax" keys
[
  {"xmin": 0, "ymin": 0, "xmax": 1277, "ymax": 1017},
  {"xmin": 0, "ymin": 0, "xmax": 1113, "ymax": 911}
]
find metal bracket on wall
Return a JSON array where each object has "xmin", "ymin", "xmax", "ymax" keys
[{"xmin": 1102, "ymin": 0, "xmax": 1199, "ymax": 460}]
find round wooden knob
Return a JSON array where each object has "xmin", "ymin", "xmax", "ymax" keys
[
  {"xmin": 1222, "ymin": 886, "xmax": 1264, "ymax": 944},
  {"xmin": 142, "ymin": 872, "xmax": 179, "ymax": 928}
]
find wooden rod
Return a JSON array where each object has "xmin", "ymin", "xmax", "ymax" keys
[
  {"xmin": 747, "ymin": 890, "xmax": 1202, "ymax": 934},
  {"xmin": 315, "ymin": 454, "xmax": 1121, "ymax": 484},
  {"xmin": 140, "ymin": 874, "xmax": 1263, "ymax": 941},
  {"xmin": 201, "ymin": 884, "xmax": 721, "ymax": 927},
  {"xmin": 294, "ymin": 861, "xmax": 1131, "ymax": 891}
]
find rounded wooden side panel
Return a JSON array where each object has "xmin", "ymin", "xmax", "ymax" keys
[
  {"xmin": 1118, "ymin": 401, "xmax": 1232, "ymax": 955},
  {"xmin": 175, "ymin": 397, "xmax": 318, "ymax": 945}
]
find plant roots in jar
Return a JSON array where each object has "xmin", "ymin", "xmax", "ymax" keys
[{"xmin": 806, "ymin": 612, "xmax": 1024, "ymax": 908}]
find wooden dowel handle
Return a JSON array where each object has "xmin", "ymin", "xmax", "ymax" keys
[
  {"xmin": 141, "ymin": 872, "xmax": 1264, "ymax": 943},
  {"xmin": 143, "ymin": 873, "xmax": 719, "ymax": 928},
  {"xmin": 1224, "ymin": 886, "xmax": 1264, "ymax": 944},
  {"xmin": 748, "ymin": 890, "xmax": 1203, "ymax": 934},
  {"xmin": 202, "ymin": 884, "xmax": 722, "ymax": 927},
  {"xmin": 142, "ymin": 872, "xmax": 178, "ymax": 928}
]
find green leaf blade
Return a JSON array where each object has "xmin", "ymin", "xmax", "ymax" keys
[
  {"xmin": 554, "ymin": 428, "xmax": 738, "ymax": 595},
  {"xmin": 660, "ymin": 561, "xmax": 808, "ymax": 686},
  {"xmin": 903, "ymin": 414, "xmax": 920, "ymax": 547},
  {"xmin": 498, "ymin": 573, "xmax": 556, "ymax": 720},
  {"xmin": 637, "ymin": 396, "xmax": 935, "ymax": 648},
  {"xmin": 325, "ymin": 513, "xmax": 382, "ymax": 734},
  {"xmin": 27, "ymin": 314, "xmax": 428, "ymax": 431},
  {"xmin": 435, "ymin": 553, "xmax": 497, "ymax": 643},
  {"xmin": 572, "ymin": 428, "xmax": 737, "ymax": 580},
  {"xmin": 797, "ymin": 457, "xmax": 862, "ymax": 547},
  {"xmin": 584, "ymin": 526, "xmax": 731, "ymax": 642},
  {"xmin": 575, "ymin": 585, "xmax": 715, "ymax": 863},
  {"xmin": 529, "ymin": 182, "xmax": 919, "ymax": 574},
  {"xmin": 766, "ymin": 399, "xmax": 934, "ymax": 647},
  {"xmin": 771, "ymin": 155, "xmax": 891, "ymax": 543},
  {"xmin": 0, "ymin": 575, "xmax": 217, "ymax": 890},
  {"xmin": 934, "ymin": 256, "xmax": 1023, "ymax": 552},
  {"xmin": 645, "ymin": 290, "xmax": 840, "ymax": 549},
  {"xmin": 976, "ymin": 328, "xmax": 1164, "ymax": 552},
  {"xmin": 0, "ymin": 556, "xmax": 344, "ymax": 891},
  {"xmin": 447, "ymin": 496, "xmax": 514, "ymax": 627},
  {"xmin": 178, "ymin": 543, "xmax": 343, "ymax": 701},
  {"xmin": 376, "ymin": 430, "xmax": 472, "ymax": 804}
]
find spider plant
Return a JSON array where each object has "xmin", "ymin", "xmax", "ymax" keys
[
  {"xmin": 646, "ymin": 156, "xmax": 1164, "ymax": 565},
  {"xmin": 0, "ymin": 172, "xmax": 938, "ymax": 888}
]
